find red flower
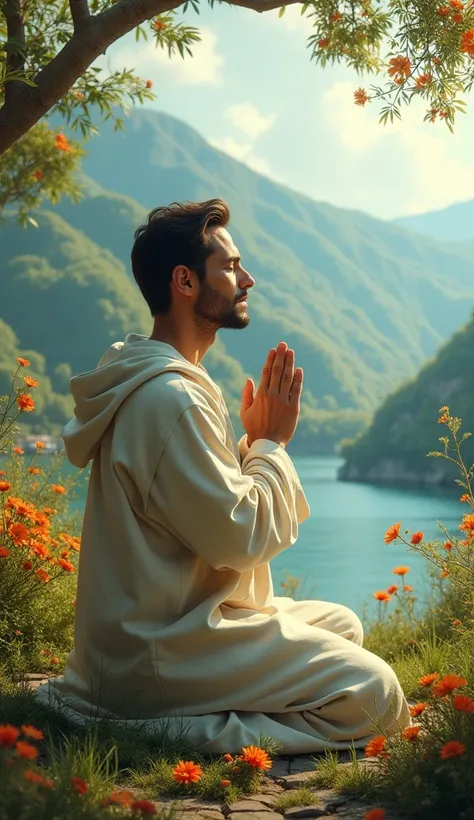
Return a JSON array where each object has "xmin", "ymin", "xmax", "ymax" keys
[
  {"xmin": 0, "ymin": 725, "xmax": 20, "ymax": 747},
  {"xmin": 453, "ymin": 694, "xmax": 474, "ymax": 712},
  {"xmin": 0, "ymin": 548, "xmax": 11, "ymax": 558},
  {"xmin": 223, "ymin": 753, "xmax": 233, "ymax": 763},
  {"xmin": 411, "ymin": 531, "xmax": 424, "ymax": 544},
  {"xmin": 33, "ymin": 170, "xmax": 43, "ymax": 182},
  {"xmin": 221, "ymin": 779, "xmax": 231, "ymax": 787},
  {"xmin": 0, "ymin": 481, "xmax": 11, "ymax": 492},
  {"xmin": 71, "ymin": 776, "xmax": 88, "ymax": 795},
  {"xmin": 365, "ymin": 810, "xmax": 385, "ymax": 820},
  {"xmin": 460, "ymin": 29, "xmax": 474, "ymax": 57},
  {"xmin": 22, "ymin": 560, "xmax": 33, "ymax": 571},
  {"xmin": 440, "ymin": 740, "xmax": 466, "ymax": 759},
  {"xmin": 131, "ymin": 800, "xmax": 157, "ymax": 814},
  {"xmin": 386, "ymin": 585, "xmax": 398, "ymax": 594},
  {"xmin": 8, "ymin": 523, "xmax": 29, "ymax": 545},
  {"xmin": 58, "ymin": 558, "xmax": 75, "ymax": 572},
  {"xmin": 432, "ymin": 674, "xmax": 467, "ymax": 697},
  {"xmin": 409, "ymin": 703, "xmax": 427, "ymax": 717},
  {"xmin": 403, "ymin": 726, "xmax": 421, "ymax": 741},
  {"xmin": 318, "ymin": 38, "xmax": 330, "ymax": 48},
  {"xmin": 17, "ymin": 358, "xmax": 30, "ymax": 368},
  {"xmin": 102, "ymin": 791, "xmax": 134, "ymax": 807},
  {"xmin": 354, "ymin": 88, "xmax": 369, "ymax": 106},
  {"xmin": 145, "ymin": 79, "xmax": 153, "ymax": 88}
]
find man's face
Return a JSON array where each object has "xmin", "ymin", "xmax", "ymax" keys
[{"xmin": 194, "ymin": 226, "xmax": 255, "ymax": 330}]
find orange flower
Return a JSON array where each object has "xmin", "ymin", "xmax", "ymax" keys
[
  {"xmin": 452, "ymin": 619, "xmax": 462, "ymax": 627},
  {"xmin": 220, "ymin": 779, "xmax": 231, "ymax": 787},
  {"xmin": 223, "ymin": 753, "xmax": 233, "ymax": 763},
  {"xmin": 153, "ymin": 20, "xmax": 167, "ymax": 31},
  {"xmin": 22, "ymin": 560, "xmax": 33, "ymax": 571},
  {"xmin": 49, "ymin": 657, "xmax": 60, "ymax": 665},
  {"xmin": 438, "ymin": 413, "xmax": 449, "ymax": 424},
  {"xmin": 318, "ymin": 38, "xmax": 330, "ymax": 48},
  {"xmin": 71, "ymin": 776, "xmax": 88, "ymax": 794},
  {"xmin": 460, "ymin": 494, "xmax": 471, "ymax": 502},
  {"xmin": 28, "ymin": 467, "xmax": 41, "ymax": 475},
  {"xmin": 459, "ymin": 31, "xmax": 472, "ymax": 57},
  {"xmin": 13, "ymin": 447, "xmax": 24, "ymax": 454},
  {"xmin": 440, "ymin": 569, "xmax": 449, "ymax": 578},
  {"xmin": 16, "ymin": 394, "xmax": 35, "ymax": 413},
  {"xmin": 21, "ymin": 725, "xmax": 44, "ymax": 740},
  {"xmin": 453, "ymin": 694, "xmax": 474, "ymax": 712},
  {"xmin": 365, "ymin": 736, "xmax": 387, "ymax": 757},
  {"xmin": 16, "ymin": 741, "xmax": 39, "ymax": 760},
  {"xmin": 172, "ymin": 760, "xmax": 203, "ymax": 783},
  {"xmin": 373, "ymin": 591, "xmax": 391, "ymax": 603},
  {"xmin": 392, "ymin": 566, "xmax": 410, "ymax": 576},
  {"xmin": 450, "ymin": 0, "xmax": 464, "ymax": 9},
  {"xmin": 0, "ymin": 725, "xmax": 20, "ymax": 747},
  {"xmin": 459, "ymin": 513, "xmax": 474, "ymax": 532},
  {"xmin": 415, "ymin": 74, "xmax": 431, "ymax": 88},
  {"xmin": 35, "ymin": 441, "xmax": 45, "ymax": 450},
  {"xmin": 33, "ymin": 170, "xmax": 43, "ymax": 182},
  {"xmin": 388, "ymin": 55, "xmax": 411, "ymax": 80},
  {"xmin": 24, "ymin": 769, "xmax": 45, "ymax": 784},
  {"xmin": 329, "ymin": 11, "xmax": 343, "ymax": 22},
  {"xmin": 411, "ymin": 531, "xmax": 424, "ymax": 544},
  {"xmin": 241, "ymin": 745, "xmax": 272, "ymax": 771},
  {"xmin": 35, "ymin": 569, "xmax": 51, "ymax": 583},
  {"xmin": 131, "ymin": 800, "xmax": 157, "ymax": 814},
  {"xmin": 50, "ymin": 484, "xmax": 66, "ymax": 494},
  {"xmin": 418, "ymin": 672, "xmax": 440, "ymax": 687},
  {"xmin": 437, "ymin": 4, "xmax": 451, "ymax": 14},
  {"xmin": 384, "ymin": 522, "xmax": 401, "ymax": 543},
  {"xmin": 8, "ymin": 523, "xmax": 29, "ymax": 545},
  {"xmin": 404, "ymin": 585, "xmax": 413, "ymax": 593},
  {"xmin": 24, "ymin": 376, "xmax": 39, "ymax": 388},
  {"xmin": 433, "ymin": 674, "xmax": 467, "ymax": 697},
  {"xmin": 55, "ymin": 133, "xmax": 72, "ymax": 152},
  {"xmin": 145, "ymin": 79, "xmax": 153, "ymax": 88},
  {"xmin": 443, "ymin": 541, "xmax": 453, "ymax": 551},
  {"xmin": 354, "ymin": 87, "xmax": 369, "ymax": 106},
  {"xmin": 102, "ymin": 791, "xmax": 134, "ymax": 807},
  {"xmin": 409, "ymin": 703, "xmax": 427, "ymax": 717},
  {"xmin": 440, "ymin": 740, "xmax": 466, "ymax": 759},
  {"xmin": 386, "ymin": 584, "xmax": 398, "ymax": 594},
  {"xmin": 403, "ymin": 726, "xmax": 421, "ymax": 741},
  {"xmin": 58, "ymin": 558, "xmax": 75, "ymax": 572},
  {"xmin": 365, "ymin": 810, "xmax": 385, "ymax": 820},
  {"xmin": 0, "ymin": 481, "xmax": 11, "ymax": 492},
  {"xmin": 0, "ymin": 548, "xmax": 11, "ymax": 558},
  {"xmin": 17, "ymin": 358, "xmax": 30, "ymax": 368}
]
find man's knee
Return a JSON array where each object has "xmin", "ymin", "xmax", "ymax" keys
[
  {"xmin": 362, "ymin": 653, "xmax": 410, "ymax": 730},
  {"xmin": 332, "ymin": 604, "xmax": 364, "ymax": 645}
]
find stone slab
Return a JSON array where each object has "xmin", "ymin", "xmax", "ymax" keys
[
  {"xmin": 288, "ymin": 758, "xmax": 317, "ymax": 775},
  {"xmin": 283, "ymin": 808, "xmax": 327, "ymax": 819},
  {"xmin": 228, "ymin": 803, "xmax": 273, "ymax": 813},
  {"xmin": 228, "ymin": 813, "xmax": 283, "ymax": 820}
]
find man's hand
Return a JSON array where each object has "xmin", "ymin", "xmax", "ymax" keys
[{"xmin": 240, "ymin": 342, "xmax": 304, "ymax": 449}]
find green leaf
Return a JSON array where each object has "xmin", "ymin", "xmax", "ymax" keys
[{"xmin": 278, "ymin": 6, "xmax": 286, "ymax": 18}]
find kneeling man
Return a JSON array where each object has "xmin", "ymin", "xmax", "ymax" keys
[{"xmin": 37, "ymin": 199, "xmax": 410, "ymax": 753}]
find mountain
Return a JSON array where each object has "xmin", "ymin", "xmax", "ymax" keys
[
  {"xmin": 3, "ymin": 107, "xmax": 474, "ymax": 452},
  {"xmin": 338, "ymin": 310, "xmax": 474, "ymax": 484},
  {"xmin": 394, "ymin": 199, "xmax": 474, "ymax": 242}
]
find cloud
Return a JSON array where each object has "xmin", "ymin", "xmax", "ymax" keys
[
  {"xmin": 270, "ymin": 5, "xmax": 313, "ymax": 33},
  {"xmin": 110, "ymin": 28, "xmax": 224, "ymax": 86},
  {"xmin": 210, "ymin": 136, "xmax": 274, "ymax": 177},
  {"xmin": 225, "ymin": 102, "xmax": 276, "ymax": 139},
  {"xmin": 320, "ymin": 81, "xmax": 474, "ymax": 217}
]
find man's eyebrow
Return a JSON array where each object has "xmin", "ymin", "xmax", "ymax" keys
[{"xmin": 224, "ymin": 254, "xmax": 241, "ymax": 264}]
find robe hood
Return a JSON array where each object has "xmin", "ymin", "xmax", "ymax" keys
[{"xmin": 63, "ymin": 333, "xmax": 220, "ymax": 468}]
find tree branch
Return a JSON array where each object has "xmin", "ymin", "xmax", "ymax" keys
[
  {"xmin": 0, "ymin": 0, "xmax": 304, "ymax": 155},
  {"xmin": 69, "ymin": 0, "xmax": 91, "ymax": 30},
  {"xmin": 4, "ymin": 0, "xmax": 25, "ymax": 104}
]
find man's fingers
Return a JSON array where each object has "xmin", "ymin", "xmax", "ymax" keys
[
  {"xmin": 260, "ymin": 348, "xmax": 276, "ymax": 391},
  {"xmin": 241, "ymin": 378, "xmax": 255, "ymax": 412},
  {"xmin": 269, "ymin": 342, "xmax": 287, "ymax": 393},
  {"xmin": 289, "ymin": 367, "xmax": 304, "ymax": 408},
  {"xmin": 280, "ymin": 349, "xmax": 295, "ymax": 398}
]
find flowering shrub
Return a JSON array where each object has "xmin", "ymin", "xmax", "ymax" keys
[{"xmin": 0, "ymin": 361, "xmax": 79, "ymax": 676}]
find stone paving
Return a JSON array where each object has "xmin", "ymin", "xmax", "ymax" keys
[{"xmin": 23, "ymin": 674, "xmax": 402, "ymax": 820}]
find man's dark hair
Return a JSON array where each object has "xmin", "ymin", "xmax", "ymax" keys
[{"xmin": 131, "ymin": 199, "xmax": 230, "ymax": 315}]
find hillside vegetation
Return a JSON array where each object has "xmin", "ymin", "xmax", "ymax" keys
[{"xmin": 3, "ymin": 109, "xmax": 474, "ymax": 451}]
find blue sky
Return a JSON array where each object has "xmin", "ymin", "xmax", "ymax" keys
[{"xmin": 107, "ymin": 3, "xmax": 474, "ymax": 221}]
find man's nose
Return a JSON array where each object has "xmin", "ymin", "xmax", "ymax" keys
[{"xmin": 240, "ymin": 268, "xmax": 255, "ymax": 290}]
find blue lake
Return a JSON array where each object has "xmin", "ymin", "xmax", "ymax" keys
[{"xmin": 61, "ymin": 454, "xmax": 462, "ymax": 616}]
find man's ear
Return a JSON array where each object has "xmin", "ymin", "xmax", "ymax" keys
[{"xmin": 172, "ymin": 265, "xmax": 195, "ymax": 296}]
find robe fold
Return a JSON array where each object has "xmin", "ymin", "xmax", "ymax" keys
[{"xmin": 35, "ymin": 334, "xmax": 410, "ymax": 753}]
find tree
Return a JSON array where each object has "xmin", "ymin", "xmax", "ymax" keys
[{"xmin": 1, "ymin": 0, "xmax": 474, "ymax": 219}]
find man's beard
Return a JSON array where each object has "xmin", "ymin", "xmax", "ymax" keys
[{"xmin": 194, "ymin": 280, "xmax": 250, "ymax": 330}]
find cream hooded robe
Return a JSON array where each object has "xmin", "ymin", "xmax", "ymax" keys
[{"xmin": 36, "ymin": 334, "xmax": 409, "ymax": 753}]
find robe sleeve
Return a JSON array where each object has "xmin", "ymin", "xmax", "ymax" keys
[{"xmin": 146, "ymin": 403, "xmax": 310, "ymax": 573}]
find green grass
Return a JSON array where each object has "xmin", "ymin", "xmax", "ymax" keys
[{"xmin": 273, "ymin": 789, "xmax": 319, "ymax": 812}]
